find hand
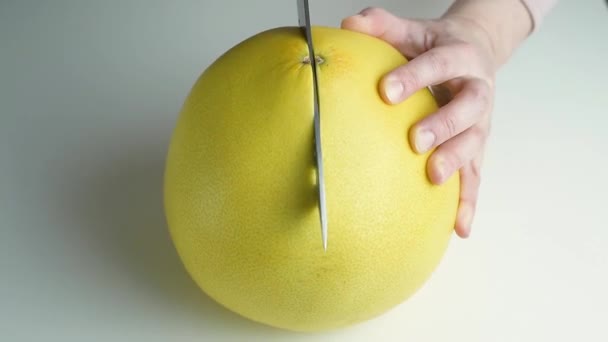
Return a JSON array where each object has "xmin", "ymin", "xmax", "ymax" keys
[{"xmin": 341, "ymin": 7, "xmax": 498, "ymax": 238}]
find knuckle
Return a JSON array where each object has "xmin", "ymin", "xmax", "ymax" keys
[
  {"xmin": 440, "ymin": 110, "xmax": 459, "ymax": 138},
  {"xmin": 468, "ymin": 83, "xmax": 485, "ymax": 101},
  {"xmin": 468, "ymin": 81, "xmax": 491, "ymax": 110},
  {"xmin": 422, "ymin": 29, "xmax": 438, "ymax": 51},
  {"xmin": 426, "ymin": 50, "xmax": 450, "ymax": 75},
  {"xmin": 470, "ymin": 159, "xmax": 482, "ymax": 180},
  {"xmin": 458, "ymin": 42, "xmax": 478, "ymax": 59},
  {"xmin": 472, "ymin": 124, "xmax": 489, "ymax": 141},
  {"xmin": 360, "ymin": 6, "xmax": 385, "ymax": 16},
  {"xmin": 460, "ymin": 188, "xmax": 478, "ymax": 206}
]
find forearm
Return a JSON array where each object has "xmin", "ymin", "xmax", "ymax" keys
[{"xmin": 441, "ymin": 0, "xmax": 556, "ymax": 67}]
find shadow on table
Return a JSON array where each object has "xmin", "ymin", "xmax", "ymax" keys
[{"xmin": 61, "ymin": 126, "xmax": 309, "ymax": 340}]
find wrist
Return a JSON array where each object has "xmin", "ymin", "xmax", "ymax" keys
[{"xmin": 441, "ymin": 0, "xmax": 533, "ymax": 68}]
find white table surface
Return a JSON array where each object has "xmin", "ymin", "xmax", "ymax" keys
[{"xmin": 2, "ymin": 1, "xmax": 607, "ymax": 341}]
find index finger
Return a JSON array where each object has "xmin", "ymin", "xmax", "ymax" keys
[{"xmin": 380, "ymin": 43, "xmax": 476, "ymax": 104}]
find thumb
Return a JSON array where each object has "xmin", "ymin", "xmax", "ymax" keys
[{"xmin": 341, "ymin": 7, "xmax": 430, "ymax": 58}]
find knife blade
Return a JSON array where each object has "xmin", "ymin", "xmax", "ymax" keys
[{"xmin": 297, "ymin": 0, "xmax": 328, "ymax": 251}]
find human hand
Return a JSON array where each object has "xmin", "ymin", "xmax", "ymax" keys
[{"xmin": 341, "ymin": 7, "xmax": 499, "ymax": 238}]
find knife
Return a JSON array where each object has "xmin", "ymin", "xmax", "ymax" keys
[{"xmin": 297, "ymin": 0, "xmax": 328, "ymax": 251}]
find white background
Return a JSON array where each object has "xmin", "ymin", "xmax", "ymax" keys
[{"xmin": 1, "ymin": 0, "xmax": 607, "ymax": 341}]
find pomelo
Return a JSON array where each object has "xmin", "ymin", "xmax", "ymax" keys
[{"xmin": 163, "ymin": 25, "xmax": 459, "ymax": 332}]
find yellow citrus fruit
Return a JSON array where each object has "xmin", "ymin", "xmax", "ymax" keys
[{"xmin": 164, "ymin": 26, "xmax": 459, "ymax": 332}]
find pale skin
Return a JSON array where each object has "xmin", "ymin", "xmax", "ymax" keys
[{"xmin": 341, "ymin": 0, "xmax": 538, "ymax": 238}]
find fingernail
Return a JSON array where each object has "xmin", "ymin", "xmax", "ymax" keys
[
  {"xmin": 384, "ymin": 78, "xmax": 403, "ymax": 104},
  {"xmin": 415, "ymin": 129, "xmax": 435, "ymax": 153}
]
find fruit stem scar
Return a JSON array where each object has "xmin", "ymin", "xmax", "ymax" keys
[{"xmin": 302, "ymin": 55, "xmax": 325, "ymax": 65}]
